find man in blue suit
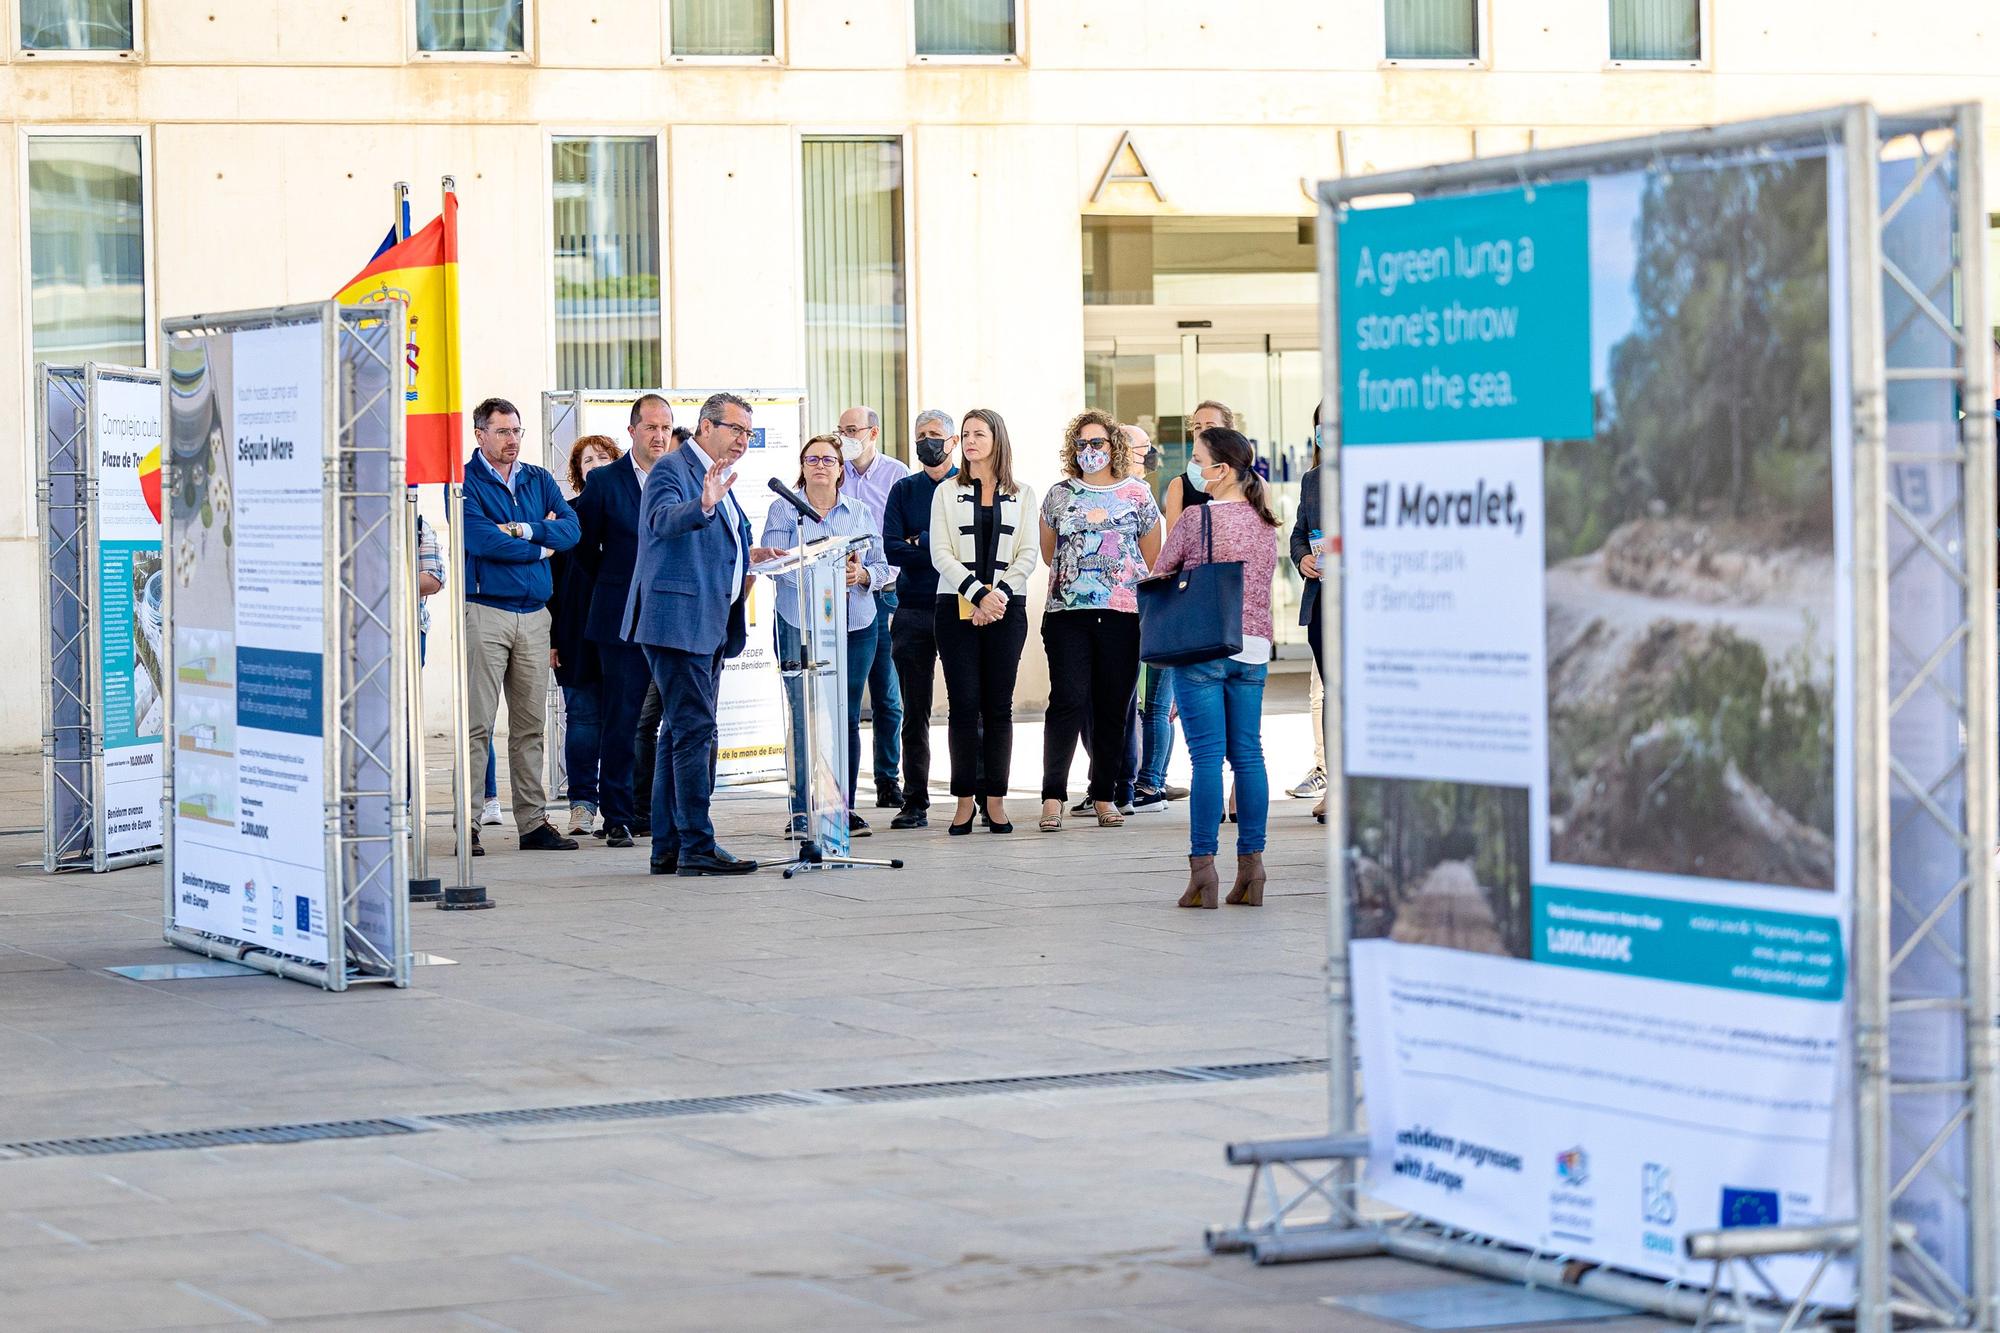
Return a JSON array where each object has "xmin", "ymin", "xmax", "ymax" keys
[
  {"xmin": 572, "ymin": 393, "xmax": 675, "ymax": 851},
  {"xmin": 621, "ymin": 392, "xmax": 761, "ymax": 876}
]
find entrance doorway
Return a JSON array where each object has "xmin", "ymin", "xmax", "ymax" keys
[{"xmin": 1084, "ymin": 304, "xmax": 1319, "ymax": 647}]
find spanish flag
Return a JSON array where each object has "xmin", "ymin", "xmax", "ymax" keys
[{"xmin": 336, "ymin": 192, "xmax": 462, "ymax": 484}]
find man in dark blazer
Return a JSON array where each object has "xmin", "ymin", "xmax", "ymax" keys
[
  {"xmin": 621, "ymin": 392, "xmax": 761, "ymax": 876},
  {"xmin": 571, "ymin": 393, "xmax": 675, "ymax": 849}
]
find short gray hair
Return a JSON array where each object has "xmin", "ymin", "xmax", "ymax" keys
[
  {"xmin": 698, "ymin": 392, "xmax": 750, "ymax": 428},
  {"xmin": 912, "ymin": 408, "xmax": 954, "ymax": 437}
]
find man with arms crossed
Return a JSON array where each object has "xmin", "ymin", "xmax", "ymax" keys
[{"xmin": 461, "ymin": 397, "xmax": 581, "ymax": 853}]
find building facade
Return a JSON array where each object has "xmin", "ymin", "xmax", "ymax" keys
[{"xmin": 4, "ymin": 0, "xmax": 1998, "ymax": 740}]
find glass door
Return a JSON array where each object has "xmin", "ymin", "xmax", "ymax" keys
[{"xmin": 1084, "ymin": 320, "xmax": 1318, "ymax": 651}]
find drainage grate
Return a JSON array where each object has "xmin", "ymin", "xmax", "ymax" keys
[
  {"xmin": 0, "ymin": 1117, "xmax": 425, "ymax": 1160},
  {"xmin": 0, "ymin": 1060, "xmax": 1326, "ymax": 1161},
  {"xmin": 424, "ymin": 1092, "xmax": 814, "ymax": 1130},
  {"xmin": 1196, "ymin": 1058, "xmax": 1329, "ymax": 1082},
  {"xmin": 821, "ymin": 1067, "xmax": 1207, "ymax": 1104}
]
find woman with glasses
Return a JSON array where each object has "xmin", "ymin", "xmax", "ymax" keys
[
  {"xmin": 549, "ymin": 433, "xmax": 624, "ymax": 837},
  {"xmin": 930, "ymin": 408, "xmax": 1040, "ymax": 835},
  {"xmin": 1152, "ymin": 427, "xmax": 1282, "ymax": 910},
  {"xmin": 1037, "ymin": 409, "xmax": 1161, "ymax": 831},
  {"xmin": 760, "ymin": 433, "xmax": 893, "ymax": 838}
]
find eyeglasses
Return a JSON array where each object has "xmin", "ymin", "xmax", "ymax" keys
[
  {"xmin": 484, "ymin": 427, "xmax": 525, "ymax": 440},
  {"xmin": 709, "ymin": 421, "xmax": 751, "ymax": 440},
  {"xmin": 836, "ymin": 425, "xmax": 874, "ymax": 437},
  {"xmin": 801, "ymin": 454, "xmax": 841, "ymax": 467},
  {"xmin": 1075, "ymin": 436, "xmax": 1111, "ymax": 447}
]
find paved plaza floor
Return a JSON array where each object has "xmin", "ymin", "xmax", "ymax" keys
[{"xmin": 0, "ymin": 676, "xmax": 1675, "ymax": 1330}]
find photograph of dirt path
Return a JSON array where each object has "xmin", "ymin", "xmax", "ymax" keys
[
  {"xmin": 1545, "ymin": 156, "xmax": 1838, "ymax": 891},
  {"xmin": 1347, "ymin": 777, "xmax": 1532, "ymax": 958}
]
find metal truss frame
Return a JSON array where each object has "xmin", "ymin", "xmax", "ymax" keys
[
  {"xmin": 37, "ymin": 364, "xmax": 92, "ymax": 872},
  {"xmin": 331, "ymin": 304, "xmax": 412, "ymax": 987},
  {"xmin": 160, "ymin": 301, "xmax": 411, "ymax": 991},
  {"xmin": 1205, "ymin": 102, "xmax": 1998, "ymax": 1333}
]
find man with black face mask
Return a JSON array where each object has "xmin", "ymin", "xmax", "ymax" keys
[{"xmin": 879, "ymin": 409, "xmax": 962, "ymax": 828}]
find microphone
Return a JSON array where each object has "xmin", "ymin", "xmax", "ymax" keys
[{"xmin": 767, "ymin": 476, "xmax": 823, "ymax": 525}]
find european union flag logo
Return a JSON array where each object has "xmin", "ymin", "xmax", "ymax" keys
[
  {"xmin": 296, "ymin": 896, "xmax": 312, "ymax": 934},
  {"xmin": 1721, "ymin": 1187, "xmax": 1780, "ymax": 1229}
]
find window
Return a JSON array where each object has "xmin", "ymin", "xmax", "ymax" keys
[
  {"xmin": 914, "ymin": 0, "xmax": 1015, "ymax": 59},
  {"xmin": 416, "ymin": 0, "xmax": 524, "ymax": 55},
  {"xmin": 1610, "ymin": 0, "xmax": 1700, "ymax": 61},
  {"xmin": 27, "ymin": 135, "xmax": 147, "ymax": 366},
  {"xmin": 20, "ymin": 0, "xmax": 134, "ymax": 52},
  {"xmin": 670, "ymin": 0, "xmax": 775, "ymax": 58},
  {"xmin": 1384, "ymin": 0, "xmax": 1479, "ymax": 62},
  {"xmin": 551, "ymin": 137, "xmax": 662, "ymax": 389},
  {"xmin": 802, "ymin": 137, "xmax": 908, "ymax": 460}
]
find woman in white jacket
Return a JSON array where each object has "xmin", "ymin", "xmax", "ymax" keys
[{"xmin": 930, "ymin": 408, "xmax": 1039, "ymax": 834}]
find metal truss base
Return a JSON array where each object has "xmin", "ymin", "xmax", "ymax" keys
[
  {"xmin": 438, "ymin": 884, "xmax": 494, "ymax": 911},
  {"xmin": 407, "ymin": 877, "xmax": 442, "ymax": 903},
  {"xmin": 780, "ymin": 839, "xmax": 904, "ymax": 880}
]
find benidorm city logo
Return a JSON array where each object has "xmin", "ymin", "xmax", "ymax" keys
[
  {"xmin": 1556, "ymin": 1147, "xmax": 1589, "ymax": 1188},
  {"xmin": 242, "ymin": 879, "xmax": 256, "ymax": 904}
]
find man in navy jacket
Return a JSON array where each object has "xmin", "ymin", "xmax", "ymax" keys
[
  {"xmin": 879, "ymin": 408, "xmax": 960, "ymax": 828},
  {"xmin": 621, "ymin": 392, "xmax": 760, "ymax": 876},
  {"xmin": 571, "ymin": 393, "xmax": 674, "ymax": 849},
  {"xmin": 462, "ymin": 397, "xmax": 581, "ymax": 852}
]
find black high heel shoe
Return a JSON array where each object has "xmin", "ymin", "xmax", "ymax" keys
[
  {"xmin": 948, "ymin": 801, "xmax": 976, "ymax": 836},
  {"xmin": 984, "ymin": 800, "xmax": 1013, "ymax": 834}
]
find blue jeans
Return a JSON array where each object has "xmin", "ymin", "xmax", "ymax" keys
[
  {"xmin": 561, "ymin": 684, "xmax": 601, "ymax": 811},
  {"xmin": 1137, "ymin": 665, "xmax": 1176, "ymax": 793},
  {"xmin": 867, "ymin": 589, "xmax": 902, "ymax": 790},
  {"xmin": 1176, "ymin": 657, "xmax": 1269, "ymax": 857},
  {"xmin": 777, "ymin": 616, "xmax": 879, "ymax": 816},
  {"xmin": 483, "ymin": 743, "xmax": 496, "ymax": 801}
]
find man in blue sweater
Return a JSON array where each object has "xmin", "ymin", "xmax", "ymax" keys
[
  {"xmin": 879, "ymin": 408, "xmax": 961, "ymax": 829},
  {"xmin": 462, "ymin": 397, "xmax": 581, "ymax": 853}
]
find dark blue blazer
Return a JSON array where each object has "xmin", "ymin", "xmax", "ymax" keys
[
  {"xmin": 620, "ymin": 444, "xmax": 752, "ymax": 659},
  {"xmin": 571, "ymin": 453, "xmax": 646, "ymax": 647}
]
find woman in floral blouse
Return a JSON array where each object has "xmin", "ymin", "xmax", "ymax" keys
[{"xmin": 1036, "ymin": 409, "xmax": 1162, "ymax": 831}]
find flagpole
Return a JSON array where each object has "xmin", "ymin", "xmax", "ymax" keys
[
  {"xmin": 437, "ymin": 174, "xmax": 488, "ymax": 910},
  {"xmin": 393, "ymin": 179, "xmax": 438, "ymax": 900}
]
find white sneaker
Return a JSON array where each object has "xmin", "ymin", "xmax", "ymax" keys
[
  {"xmin": 1288, "ymin": 767, "xmax": 1327, "ymax": 799},
  {"xmin": 479, "ymin": 798, "xmax": 503, "ymax": 826},
  {"xmin": 567, "ymin": 805, "xmax": 595, "ymax": 837}
]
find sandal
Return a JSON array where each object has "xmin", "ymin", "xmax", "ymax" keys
[
  {"xmin": 1094, "ymin": 803, "xmax": 1125, "ymax": 828},
  {"xmin": 1039, "ymin": 812, "xmax": 1063, "ymax": 832}
]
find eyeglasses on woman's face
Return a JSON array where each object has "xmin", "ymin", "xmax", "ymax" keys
[{"xmin": 801, "ymin": 453, "xmax": 841, "ymax": 468}]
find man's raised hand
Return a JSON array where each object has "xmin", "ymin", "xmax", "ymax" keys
[{"xmin": 699, "ymin": 457, "xmax": 737, "ymax": 514}]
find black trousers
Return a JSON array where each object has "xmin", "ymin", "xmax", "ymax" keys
[
  {"xmin": 934, "ymin": 594, "xmax": 1027, "ymax": 799},
  {"xmin": 1040, "ymin": 609, "xmax": 1143, "ymax": 802},
  {"xmin": 595, "ymin": 640, "xmax": 651, "ymax": 829},
  {"xmin": 890, "ymin": 607, "xmax": 940, "ymax": 809},
  {"xmin": 632, "ymin": 677, "xmax": 662, "ymax": 824}
]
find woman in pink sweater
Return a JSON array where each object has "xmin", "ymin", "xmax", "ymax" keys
[{"xmin": 1149, "ymin": 427, "xmax": 1281, "ymax": 909}]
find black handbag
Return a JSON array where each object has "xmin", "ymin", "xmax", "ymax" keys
[{"xmin": 1137, "ymin": 506, "xmax": 1244, "ymax": 667}]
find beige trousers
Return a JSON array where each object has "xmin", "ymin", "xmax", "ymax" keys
[{"xmin": 464, "ymin": 601, "xmax": 552, "ymax": 834}]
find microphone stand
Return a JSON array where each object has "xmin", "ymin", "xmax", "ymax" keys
[{"xmin": 766, "ymin": 479, "xmax": 901, "ymax": 880}]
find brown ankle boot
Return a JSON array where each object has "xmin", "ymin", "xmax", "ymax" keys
[
  {"xmin": 1226, "ymin": 852, "xmax": 1266, "ymax": 906},
  {"xmin": 1179, "ymin": 855, "xmax": 1219, "ymax": 909}
]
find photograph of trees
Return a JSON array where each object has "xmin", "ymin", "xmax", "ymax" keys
[
  {"xmin": 1347, "ymin": 777, "xmax": 1532, "ymax": 960},
  {"xmin": 1544, "ymin": 155, "xmax": 1837, "ymax": 892}
]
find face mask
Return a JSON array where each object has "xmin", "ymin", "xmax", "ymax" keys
[
  {"xmin": 1075, "ymin": 445, "xmax": 1110, "ymax": 475},
  {"xmin": 840, "ymin": 435, "xmax": 866, "ymax": 462},
  {"xmin": 1185, "ymin": 458, "xmax": 1212, "ymax": 494},
  {"xmin": 1142, "ymin": 447, "xmax": 1160, "ymax": 472},
  {"xmin": 914, "ymin": 436, "xmax": 950, "ymax": 467}
]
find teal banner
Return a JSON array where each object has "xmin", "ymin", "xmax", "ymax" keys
[
  {"xmin": 1339, "ymin": 181, "xmax": 1592, "ymax": 444},
  {"xmin": 1533, "ymin": 885, "xmax": 1845, "ymax": 1002}
]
